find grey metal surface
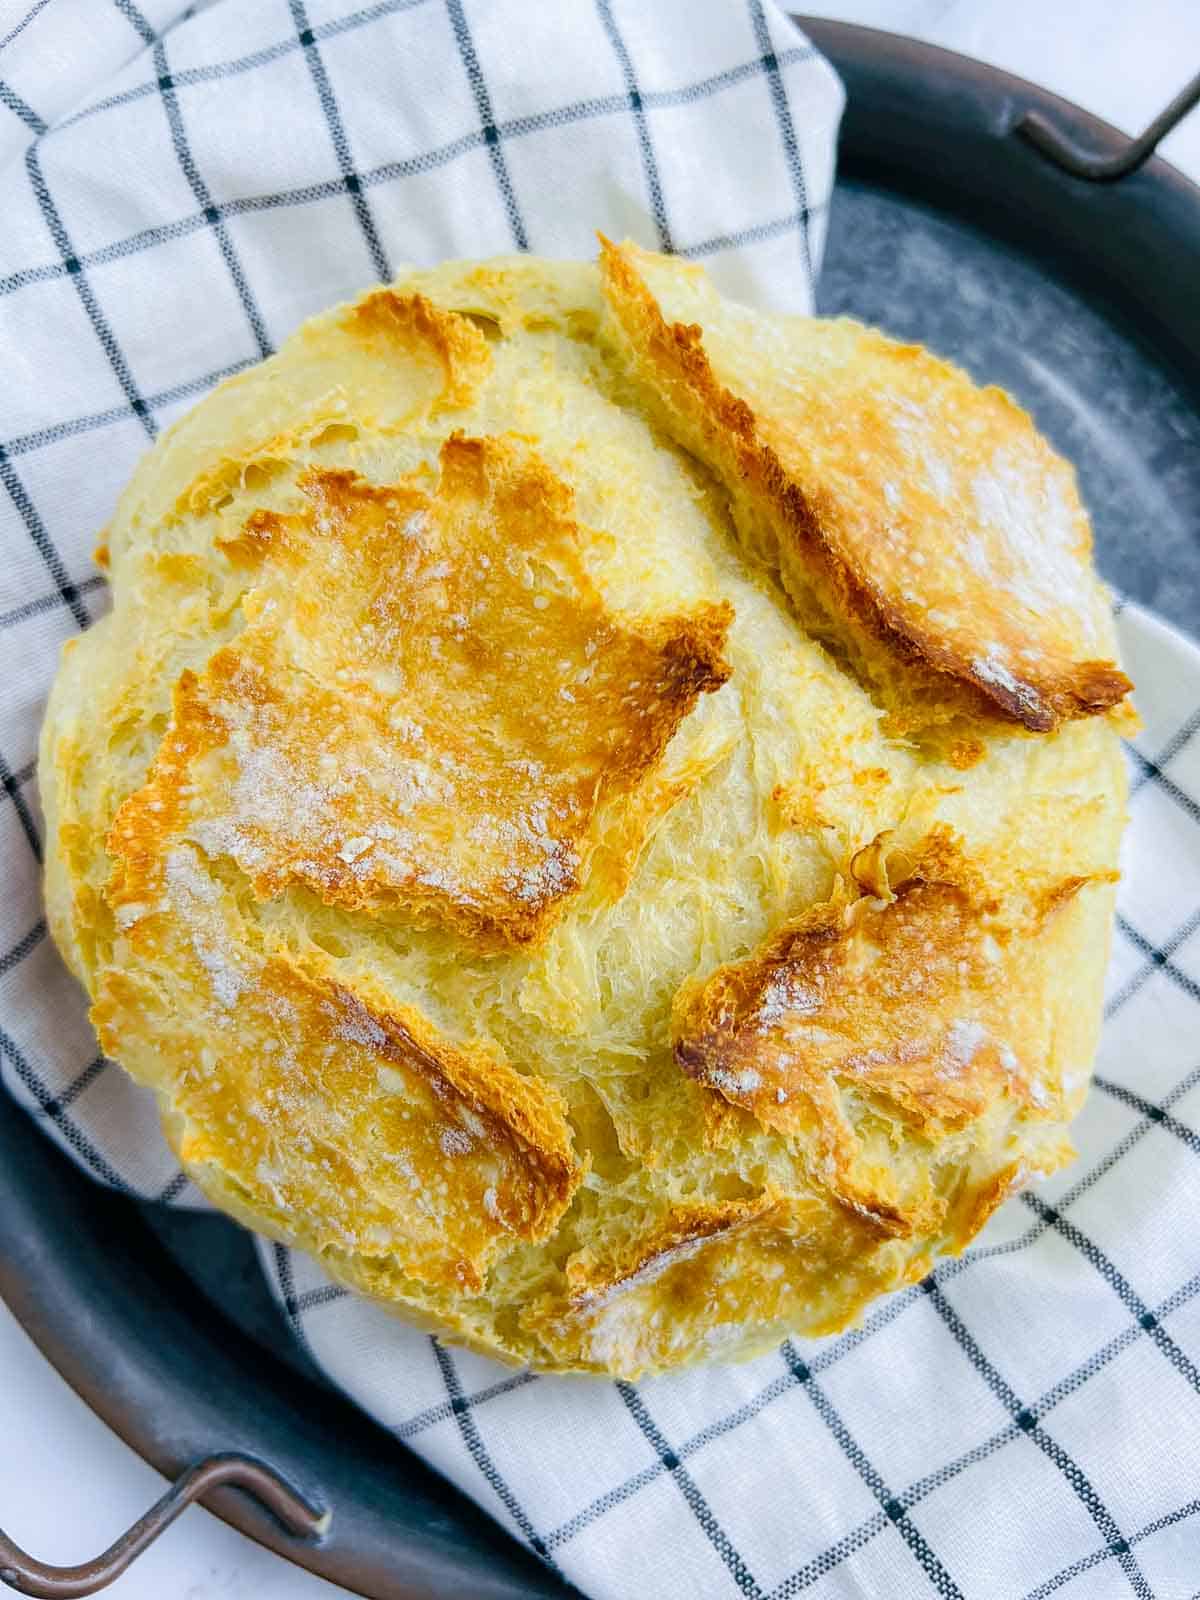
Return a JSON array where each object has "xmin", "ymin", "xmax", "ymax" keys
[{"xmin": 136, "ymin": 1203, "xmax": 325, "ymax": 1384}]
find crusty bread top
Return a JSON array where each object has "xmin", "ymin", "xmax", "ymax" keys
[
  {"xmin": 113, "ymin": 431, "xmax": 729, "ymax": 950},
  {"xmin": 674, "ymin": 844, "xmax": 1116, "ymax": 1240},
  {"xmin": 600, "ymin": 238, "xmax": 1131, "ymax": 735},
  {"xmin": 39, "ymin": 247, "xmax": 1130, "ymax": 1377}
]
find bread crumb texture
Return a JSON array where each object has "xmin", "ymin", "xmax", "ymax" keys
[{"xmin": 40, "ymin": 246, "xmax": 1130, "ymax": 1376}]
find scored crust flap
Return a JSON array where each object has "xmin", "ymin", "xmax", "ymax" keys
[
  {"xmin": 672, "ymin": 850, "xmax": 1112, "ymax": 1236},
  {"xmin": 519, "ymin": 1188, "xmax": 935, "ymax": 1374},
  {"xmin": 599, "ymin": 236, "xmax": 1130, "ymax": 735},
  {"xmin": 563, "ymin": 1194, "xmax": 783, "ymax": 1311},
  {"xmin": 112, "ymin": 290, "xmax": 495, "ymax": 559},
  {"xmin": 117, "ymin": 432, "xmax": 732, "ymax": 948},
  {"xmin": 93, "ymin": 841, "xmax": 582, "ymax": 1292}
]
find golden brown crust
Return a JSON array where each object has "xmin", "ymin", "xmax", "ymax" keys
[
  {"xmin": 673, "ymin": 851, "xmax": 1100, "ymax": 1235},
  {"xmin": 130, "ymin": 291, "xmax": 494, "ymax": 540},
  {"xmin": 520, "ymin": 1187, "xmax": 923, "ymax": 1372},
  {"xmin": 114, "ymin": 434, "xmax": 731, "ymax": 948},
  {"xmin": 344, "ymin": 289, "xmax": 493, "ymax": 412},
  {"xmin": 96, "ymin": 835, "xmax": 581, "ymax": 1291},
  {"xmin": 599, "ymin": 237, "xmax": 1130, "ymax": 734},
  {"xmin": 563, "ymin": 1195, "xmax": 781, "ymax": 1309},
  {"xmin": 675, "ymin": 882, "xmax": 1027, "ymax": 1137}
]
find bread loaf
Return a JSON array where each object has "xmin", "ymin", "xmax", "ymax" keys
[{"xmin": 40, "ymin": 241, "xmax": 1131, "ymax": 1376}]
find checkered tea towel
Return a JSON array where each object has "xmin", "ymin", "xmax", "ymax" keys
[{"xmin": 3, "ymin": 5, "xmax": 1200, "ymax": 1599}]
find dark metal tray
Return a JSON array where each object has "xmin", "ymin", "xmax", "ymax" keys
[{"xmin": 2, "ymin": 18, "xmax": 1198, "ymax": 1600}]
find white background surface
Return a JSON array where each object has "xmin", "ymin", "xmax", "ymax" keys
[{"xmin": 2, "ymin": 5, "xmax": 1199, "ymax": 1597}]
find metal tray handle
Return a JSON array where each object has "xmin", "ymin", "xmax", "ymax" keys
[
  {"xmin": 0, "ymin": 1453, "xmax": 326, "ymax": 1597},
  {"xmin": 1017, "ymin": 67, "xmax": 1200, "ymax": 181}
]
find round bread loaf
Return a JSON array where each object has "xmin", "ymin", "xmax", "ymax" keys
[{"xmin": 41, "ymin": 241, "xmax": 1131, "ymax": 1376}]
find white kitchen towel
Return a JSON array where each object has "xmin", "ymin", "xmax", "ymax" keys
[{"xmin": 2, "ymin": 5, "xmax": 1199, "ymax": 1599}]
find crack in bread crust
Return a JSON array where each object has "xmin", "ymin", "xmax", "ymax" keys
[{"xmin": 599, "ymin": 237, "xmax": 1131, "ymax": 735}]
